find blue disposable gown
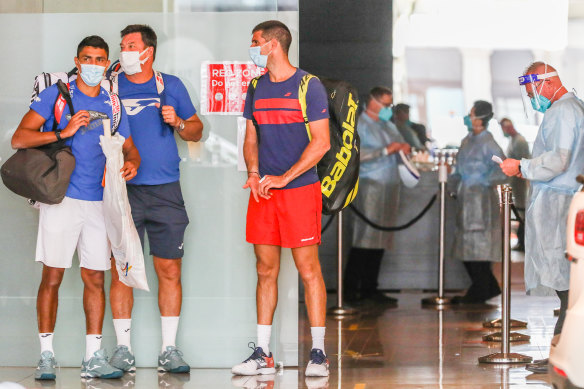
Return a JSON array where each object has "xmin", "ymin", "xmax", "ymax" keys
[
  {"xmin": 450, "ymin": 130, "xmax": 507, "ymax": 262},
  {"xmin": 520, "ymin": 92, "xmax": 584, "ymax": 295},
  {"xmin": 351, "ymin": 113, "xmax": 405, "ymax": 249}
]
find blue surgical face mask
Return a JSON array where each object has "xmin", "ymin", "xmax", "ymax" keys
[
  {"xmin": 79, "ymin": 64, "xmax": 105, "ymax": 87},
  {"xmin": 530, "ymin": 95, "xmax": 551, "ymax": 113},
  {"xmin": 378, "ymin": 107, "xmax": 393, "ymax": 122},
  {"xmin": 372, "ymin": 97, "xmax": 393, "ymax": 121},
  {"xmin": 531, "ymin": 79, "xmax": 562, "ymax": 113},
  {"xmin": 249, "ymin": 42, "xmax": 271, "ymax": 68},
  {"xmin": 463, "ymin": 115, "xmax": 473, "ymax": 131}
]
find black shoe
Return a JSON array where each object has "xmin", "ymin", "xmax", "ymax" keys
[
  {"xmin": 525, "ymin": 358, "xmax": 548, "ymax": 374},
  {"xmin": 362, "ymin": 291, "xmax": 398, "ymax": 305}
]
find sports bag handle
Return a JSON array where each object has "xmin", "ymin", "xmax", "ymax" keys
[{"xmin": 51, "ymin": 80, "xmax": 74, "ymax": 134}]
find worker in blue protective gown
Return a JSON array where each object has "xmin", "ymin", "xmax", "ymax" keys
[
  {"xmin": 500, "ymin": 62, "xmax": 584, "ymax": 374},
  {"xmin": 449, "ymin": 100, "xmax": 507, "ymax": 304},
  {"xmin": 343, "ymin": 86, "xmax": 410, "ymax": 304}
]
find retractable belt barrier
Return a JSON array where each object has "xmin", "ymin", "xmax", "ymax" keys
[
  {"xmin": 321, "ymin": 191, "xmax": 438, "ymax": 234},
  {"xmin": 348, "ymin": 193, "xmax": 438, "ymax": 231}
]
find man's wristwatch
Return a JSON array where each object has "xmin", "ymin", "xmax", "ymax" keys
[
  {"xmin": 55, "ymin": 130, "xmax": 62, "ymax": 141},
  {"xmin": 176, "ymin": 119, "xmax": 185, "ymax": 133}
]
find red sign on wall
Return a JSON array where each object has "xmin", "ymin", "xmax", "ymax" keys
[{"xmin": 201, "ymin": 61, "xmax": 267, "ymax": 115}]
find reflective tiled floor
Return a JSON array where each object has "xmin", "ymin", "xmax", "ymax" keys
[{"xmin": 0, "ymin": 287, "xmax": 559, "ymax": 388}]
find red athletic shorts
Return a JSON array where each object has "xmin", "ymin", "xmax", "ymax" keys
[{"xmin": 246, "ymin": 181, "xmax": 322, "ymax": 248}]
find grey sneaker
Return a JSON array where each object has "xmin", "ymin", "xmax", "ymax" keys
[
  {"xmin": 35, "ymin": 350, "xmax": 57, "ymax": 380},
  {"xmin": 109, "ymin": 345, "xmax": 136, "ymax": 372},
  {"xmin": 81, "ymin": 349, "xmax": 123, "ymax": 379},
  {"xmin": 158, "ymin": 346, "xmax": 190, "ymax": 373}
]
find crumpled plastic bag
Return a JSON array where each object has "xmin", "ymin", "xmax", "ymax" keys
[{"xmin": 100, "ymin": 119, "xmax": 149, "ymax": 291}]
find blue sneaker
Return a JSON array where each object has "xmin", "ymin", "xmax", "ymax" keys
[
  {"xmin": 35, "ymin": 351, "xmax": 57, "ymax": 380},
  {"xmin": 158, "ymin": 346, "xmax": 190, "ymax": 373},
  {"xmin": 81, "ymin": 349, "xmax": 123, "ymax": 379},
  {"xmin": 109, "ymin": 345, "xmax": 136, "ymax": 372}
]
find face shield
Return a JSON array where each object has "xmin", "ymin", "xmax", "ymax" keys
[{"xmin": 518, "ymin": 67, "xmax": 558, "ymax": 118}]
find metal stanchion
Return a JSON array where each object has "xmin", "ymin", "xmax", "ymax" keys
[
  {"xmin": 479, "ymin": 185, "xmax": 532, "ymax": 364},
  {"xmin": 483, "ymin": 185, "xmax": 530, "ymax": 342},
  {"xmin": 422, "ymin": 159, "xmax": 452, "ymax": 307},
  {"xmin": 328, "ymin": 211, "xmax": 357, "ymax": 317}
]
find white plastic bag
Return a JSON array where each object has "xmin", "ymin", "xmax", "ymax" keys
[{"xmin": 100, "ymin": 119, "xmax": 149, "ymax": 291}]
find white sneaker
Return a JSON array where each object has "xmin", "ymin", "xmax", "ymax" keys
[
  {"xmin": 232, "ymin": 343, "xmax": 276, "ymax": 376},
  {"xmin": 305, "ymin": 349, "xmax": 329, "ymax": 377}
]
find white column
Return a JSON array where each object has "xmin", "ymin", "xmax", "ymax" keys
[{"xmin": 461, "ymin": 48, "xmax": 493, "ymax": 109}]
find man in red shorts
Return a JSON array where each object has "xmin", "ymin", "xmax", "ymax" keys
[{"xmin": 231, "ymin": 20, "xmax": 331, "ymax": 378}]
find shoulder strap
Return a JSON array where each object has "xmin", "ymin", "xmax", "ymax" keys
[
  {"xmin": 154, "ymin": 70, "xmax": 165, "ymax": 106},
  {"xmin": 110, "ymin": 73, "xmax": 119, "ymax": 95},
  {"xmin": 106, "ymin": 60, "xmax": 122, "ymax": 78},
  {"xmin": 248, "ymin": 75, "xmax": 261, "ymax": 143},
  {"xmin": 52, "ymin": 80, "xmax": 73, "ymax": 131},
  {"xmin": 67, "ymin": 67, "xmax": 77, "ymax": 78},
  {"xmin": 248, "ymin": 76, "xmax": 260, "ymax": 127},
  {"xmin": 154, "ymin": 71, "xmax": 164, "ymax": 95},
  {"xmin": 107, "ymin": 91, "xmax": 122, "ymax": 134},
  {"xmin": 298, "ymin": 74, "xmax": 317, "ymax": 141}
]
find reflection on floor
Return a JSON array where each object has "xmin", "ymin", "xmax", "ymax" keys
[{"xmin": 0, "ymin": 290, "xmax": 558, "ymax": 388}]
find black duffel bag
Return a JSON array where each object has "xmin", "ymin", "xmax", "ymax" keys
[
  {"xmin": 1, "ymin": 80, "xmax": 75, "ymax": 205},
  {"xmin": 1, "ymin": 143, "xmax": 75, "ymax": 204}
]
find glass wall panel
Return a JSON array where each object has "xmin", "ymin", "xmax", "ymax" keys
[{"xmin": 0, "ymin": 9, "xmax": 299, "ymax": 368}]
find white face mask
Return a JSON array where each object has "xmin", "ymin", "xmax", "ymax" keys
[{"xmin": 119, "ymin": 48, "xmax": 150, "ymax": 75}]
